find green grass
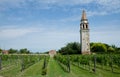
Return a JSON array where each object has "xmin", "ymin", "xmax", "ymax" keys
[
  {"xmin": 47, "ymin": 57, "xmax": 69, "ymax": 77},
  {"xmin": 18, "ymin": 60, "xmax": 44, "ymax": 77},
  {"xmin": 47, "ymin": 58, "xmax": 120, "ymax": 77},
  {"xmin": 71, "ymin": 64, "xmax": 120, "ymax": 77},
  {"xmin": 0, "ymin": 57, "xmax": 119, "ymax": 77},
  {"xmin": 0, "ymin": 63, "xmax": 21, "ymax": 77}
]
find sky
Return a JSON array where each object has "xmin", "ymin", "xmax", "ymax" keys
[{"xmin": 0, "ymin": 0, "xmax": 120, "ymax": 52}]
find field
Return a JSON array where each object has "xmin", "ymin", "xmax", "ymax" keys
[{"xmin": 0, "ymin": 54, "xmax": 120, "ymax": 77}]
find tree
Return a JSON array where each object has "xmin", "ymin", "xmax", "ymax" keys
[
  {"xmin": 91, "ymin": 43, "xmax": 107, "ymax": 53},
  {"xmin": 19, "ymin": 48, "xmax": 30, "ymax": 54},
  {"xmin": 110, "ymin": 45, "xmax": 120, "ymax": 53},
  {"xmin": 58, "ymin": 42, "xmax": 81, "ymax": 55},
  {"xmin": 59, "ymin": 42, "xmax": 119, "ymax": 54},
  {"xmin": 108, "ymin": 47, "xmax": 115, "ymax": 53},
  {"xmin": 9, "ymin": 48, "xmax": 17, "ymax": 54},
  {"xmin": 0, "ymin": 48, "xmax": 2, "ymax": 53}
]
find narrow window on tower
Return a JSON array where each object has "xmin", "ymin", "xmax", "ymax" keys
[
  {"xmin": 86, "ymin": 24, "xmax": 88, "ymax": 29},
  {"xmin": 83, "ymin": 24, "xmax": 84, "ymax": 29}
]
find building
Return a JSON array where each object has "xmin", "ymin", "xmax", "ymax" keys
[
  {"xmin": 2, "ymin": 50, "xmax": 9, "ymax": 54},
  {"xmin": 49, "ymin": 50, "xmax": 56, "ymax": 57},
  {"xmin": 80, "ymin": 10, "xmax": 90, "ymax": 54}
]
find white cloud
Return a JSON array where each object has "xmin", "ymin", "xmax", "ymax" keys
[
  {"xmin": 87, "ymin": 11, "xmax": 107, "ymax": 16},
  {"xmin": 0, "ymin": 23, "xmax": 120, "ymax": 52},
  {"xmin": 0, "ymin": 26, "xmax": 40, "ymax": 39},
  {"xmin": 0, "ymin": 25, "xmax": 79, "ymax": 52},
  {"xmin": 90, "ymin": 24, "xmax": 120, "ymax": 47},
  {"xmin": 39, "ymin": 0, "xmax": 93, "ymax": 5},
  {"xmin": 96, "ymin": 0, "xmax": 120, "ymax": 13},
  {"xmin": 59, "ymin": 11, "xmax": 107, "ymax": 22},
  {"xmin": 0, "ymin": 0, "xmax": 120, "ymax": 14},
  {"xmin": 0, "ymin": 0, "xmax": 119, "ymax": 21}
]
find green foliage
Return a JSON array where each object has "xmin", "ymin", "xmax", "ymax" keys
[
  {"xmin": 9, "ymin": 48, "xmax": 18, "ymax": 54},
  {"xmin": 54, "ymin": 55, "xmax": 71, "ymax": 72},
  {"xmin": 0, "ymin": 54, "xmax": 120, "ymax": 77},
  {"xmin": 19, "ymin": 48, "xmax": 30, "ymax": 54},
  {"xmin": 0, "ymin": 48, "xmax": 2, "ymax": 53},
  {"xmin": 91, "ymin": 43, "xmax": 107, "ymax": 53},
  {"xmin": 108, "ymin": 47, "xmax": 115, "ymax": 53},
  {"xmin": 21, "ymin": 55, "xmax": 44, "ymax": 71},
  {"xmin": 42, "ymin": 68, "xmax": 47, "ymax": 75},
  {"xmin": 0, "ymin": 48, "xmax": 33, "ymax": 54},
  {"xmin": 65, "ymin": 54, "xmax": 120, "ymax": 73},
  {"xmin": 42, "ymin": 56, "xmax": 49, "ymax": 75},
  {"xmin": 58, "ymin": 42, "xmax": 80, "ymax": 55},
  {"xmin": 59, "ymin": 42, "xmax": 120, "ymax": 54}
]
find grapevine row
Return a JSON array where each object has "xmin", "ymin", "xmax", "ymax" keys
[{"xmin": 54, "ymin": 54, "xmax": 120, "ymax": 73}]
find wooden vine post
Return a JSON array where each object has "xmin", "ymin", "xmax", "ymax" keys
[
  {"xmin": 88, "ymin": 60, "xmax": 90, "ymax": 71},
  {"xmin": 93, "ymin": 55, "xmax": 96, "ymax": 73},
  {"xmin": 0, "ymin": 56, "xmax": 1, "ymax": 70},
  {"xmin": 43, "ymin": 56, "xmax": 46, "ymax": 69},
  {"xmin": 67, "ymin": 55, "xmax": 70, "ymax": 73},
  {"xmin": 21, "ymin": 58, "xmax": 24, "ymax": 72},
  {"xmin": 110, "ymin": 55, "xmax": 113, "ymax": 73}
]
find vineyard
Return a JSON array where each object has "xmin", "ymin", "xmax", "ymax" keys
[
  {"xmin": 54, "ymin": 54, "xmax": 120, "ymax": 73},
  {"xmin": 0, "ymin": 54, "xmax": 49, "ymax": 77},
  {"xmin": 0, "ymin": 54, "xmax": 120, "ymax": 77}
]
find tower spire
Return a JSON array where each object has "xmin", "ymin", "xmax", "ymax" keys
[{"xmin": 81, "ymin": 10, "xmax": 87, "ymax": 20}]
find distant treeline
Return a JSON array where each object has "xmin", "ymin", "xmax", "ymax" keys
[
  {"xmin": 0, "ymin": 48, "xmax": 31, "ymax": 54},
  {"xmin": 1, "ymin": 42, "xmax": 120, "ymax": 54},
  {"xmin": 58, "ymin": 42, "xmax": 120, "ymax": 55}
]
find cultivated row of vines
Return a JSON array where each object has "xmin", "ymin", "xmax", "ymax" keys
[
  {"xmin": 54, "ymin": 55, "xmax": 70, "ymax": 72},
  {"xmin": 54, "ymin": 54, "xmax": 120, "ymax": 73},
  {"xmin": 20, "ymin": 55, "xmax": 44, "ymax": 71},
  {"xmin": 0, "ymin": 54, "xmax": 50, "ymax": 75},
  {"xmin": 42, "ymin": 56, "xmax": 50, "ymax": 75}
]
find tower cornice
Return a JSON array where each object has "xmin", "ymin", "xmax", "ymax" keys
[{"xmin": 81, "ymin": 10, "xmax": 87, "ymax": 20}]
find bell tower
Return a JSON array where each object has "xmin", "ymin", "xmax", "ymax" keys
[{"xmin": 80, "ymin": 10, "xmax": 90, "ymax": 54}]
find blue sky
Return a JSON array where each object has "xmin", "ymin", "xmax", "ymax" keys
[{"xmin": 0, "ymin": 0, "xmax": 120, "ymax": 52}]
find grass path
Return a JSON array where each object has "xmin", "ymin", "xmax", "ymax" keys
[
  {"xmin": 19, "ymin": 60, "xmax": 44, "ymax": 77},
  {"xmin": 47, "ymin": 57, "xmax": 93, "ymax": 77},
  {"xmin": 47, "ymin": 57, "xmax": 70, "ymax": 77}
]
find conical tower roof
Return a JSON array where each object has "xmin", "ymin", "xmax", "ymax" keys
[{"xmin": 81, "ymin": 10, "xmax": 87, "ymax": 20}]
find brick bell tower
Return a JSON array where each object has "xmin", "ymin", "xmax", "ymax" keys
[{"xmin": 80, "ymin": 10, "xmax": 90, "ymax": 54}]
